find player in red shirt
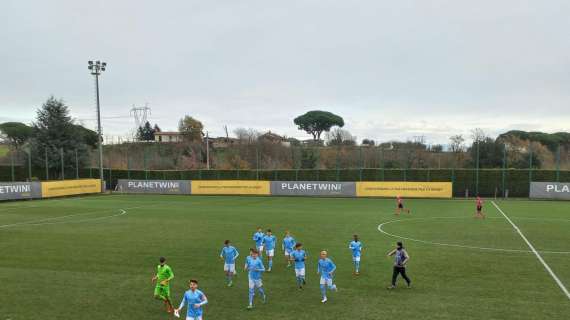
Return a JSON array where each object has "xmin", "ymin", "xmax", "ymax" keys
[
  {"xmin": 395, "ymin": 196, "xmax": 411, "ymax": 216},
  {"xmin": 475, "ymin": 196, "xmax": 485, "ymax": 219}
]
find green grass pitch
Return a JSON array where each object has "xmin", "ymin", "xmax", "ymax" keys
[{"xmin": 1, "ymin": 195, "xmax": 569, "ymax": 319}]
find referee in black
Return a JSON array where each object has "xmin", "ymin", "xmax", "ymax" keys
[{"xmin": 387, "ymin": 241, "xmax": 411, "ymax": 289}]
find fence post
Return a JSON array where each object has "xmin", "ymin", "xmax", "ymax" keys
[
  {"xmin": 475, "ymin": 141, "xmax": 480, "ymax": 196},
  {"xmin": 336, "ymin": 146, "xmax": 340, "ymax": 182},
  {"xmin": 502, "ymin": 145, "xmax": 507, "ymax": 197},
  {"xmin": 127, "ymin": 146, "xmax": 131, "ymax": 179},
  {"xmin": 27, "ymin": 149, "xmax": 32, "ymax": 181},
  {"xmin": 10, "ymin": 147, "xmax": 15, "ymax": 182},
  {"xmin": 359, "ymin": 147, "xmax": 363, "ymax": 169},
  {"xmin": 556, "ymin": 144, "xmax": 560, "ymax": 182},
  {"xmin": 528, "ymin": 146, "xmax": 533, "ymax": 184},
  {"xmin": 427, "ymin": 168, "xmax": 431, "ymax": 182},
  {"xmin": 75, "ymin": 149, "xmax": 79, "ymax": 179},
  {"xmin": 144, "ymin": 146, "xmax": 148, "ymax": 180},
  {"xmin": 45, "ymin": 148, "xmax": 49, "ymax": 180},
  {"xmin": 256, "ymin": 145, "xmax": 259, "ymax": 180},
  {"xmin": 109, "ymin": 151, "xmax": 112, "ymax": 188},
  {"xmin": 60, "ymin": 148, "xmax": 64, "ymax": 180}
]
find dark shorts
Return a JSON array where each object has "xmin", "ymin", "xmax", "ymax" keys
[
  {"xmin": 477, "ymin": 205, "xmax": 482, "ymax": 212},
  {"xmin": 398, "ymin": 204, "xmax": 404, "ymax": 209}
]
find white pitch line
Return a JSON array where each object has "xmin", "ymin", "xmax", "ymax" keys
[
  {"xmin": 0, "ymin": 203, "xmax": 159, "ymax": 229},
  {"xmin": 492, "ymin": 201, "xmax": 570, "ymax": 301},
  {"xmin": 377, "ymin": 216, "xmax": 570, "ymax": 255}
]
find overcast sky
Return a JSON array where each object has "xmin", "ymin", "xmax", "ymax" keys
[{"xmin": 1, "ymin": 0, "xmax": 569, "ymax": 144}]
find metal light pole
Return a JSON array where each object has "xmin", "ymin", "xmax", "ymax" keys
[{"xmin": 88, "ymin": 60, "xmax": 107, "ymax": 192}]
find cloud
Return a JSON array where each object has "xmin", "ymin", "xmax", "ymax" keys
[{"xmin": 1, "ymin": 0, "xmax": 569, "ymax": 144}]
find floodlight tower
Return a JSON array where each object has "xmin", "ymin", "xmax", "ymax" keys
[{"xmin": 88, "ymin": 60, "xmax": 107, "ymax": 192}]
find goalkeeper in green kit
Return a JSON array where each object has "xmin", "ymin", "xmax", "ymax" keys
[{"xmin": 152, "ymin": 257, "xmax": 174, "ymax": 313}]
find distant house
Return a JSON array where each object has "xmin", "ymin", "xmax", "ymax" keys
[
  {"xmin": 154, "ymin": 132, "xmax": 183, "ymax": 143},
  {"xmin": 207, "ymin": 137, "xmax": 239, "ymax": 148},
  {"xmin": 259, "ymin": 131, "xmax": 290, "ymax": 147}
]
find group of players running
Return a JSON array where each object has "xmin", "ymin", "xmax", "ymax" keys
[{"xmin": 151, "ymin": 196, "xmax": 485, "ymax": 319}]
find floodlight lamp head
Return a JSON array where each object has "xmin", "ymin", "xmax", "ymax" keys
[{"xmin": 88, "ymin": 60, "xmax": 93, "ymax": 65}]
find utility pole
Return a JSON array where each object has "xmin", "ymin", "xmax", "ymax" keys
[{"xmin": 88, "ymin": 60, "xmax": 107, "ymax": 192}]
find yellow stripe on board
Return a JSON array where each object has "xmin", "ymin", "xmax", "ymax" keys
[
  {"xmin": 41, "ymin": 179, "xmax": 101, "ymax": 198},
  {"xmin": 191, "ymin": 180, "xmax": 270, "ymax": 195},
  {"xmin": 356, "ymin": 181, "xmax": 452, "ymax": 198}
]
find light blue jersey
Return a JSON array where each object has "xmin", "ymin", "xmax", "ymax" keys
[
  {"xmin": 178, "ymin": 289, "xmax": 207, "ymax": 318},
  {"xmin": 253, "ymin": 231, "xmax": 265, "ymax": 247},
  {"xmin": 283, "ymin": 236, "xmax": 296, "ymax": 253},
  {"xmin": 220, "ymin": 245, "xmax": 239, "ymax": 264},
  {"xmin": 290, "ymin": 249, "xmax": 306, "ymax": 269},
  {"xmin": 245, "ymin": 256, "xmax": 265, "ymax": 280},
  {"xmin": 263, "ymin": 234, "xmax": 277, "ymax": 250},
  {"xmin": 318, "ymin": 258, "xmax": 336, "ymax": 280},
  {"xmin": 349, "ymin": 241, "xmax": 362, "ymax": 257}
]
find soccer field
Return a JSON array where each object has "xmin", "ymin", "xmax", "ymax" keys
[{"xmin": 1, "ymin": 195, "xmax": 569, "ymax": 320}]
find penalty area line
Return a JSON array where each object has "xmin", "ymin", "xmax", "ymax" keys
[{"xmin": 492, "ymin": 201, "xmax": 570, "ymax": 301}]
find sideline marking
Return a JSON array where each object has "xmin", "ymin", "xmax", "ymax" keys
[
  {"xmin": 492, "ymin": 201, "xmax": 570, "ymax": 300},
  {"xmin": 377, "ymin": 217, "xmax": 570, "ymax": 255}
]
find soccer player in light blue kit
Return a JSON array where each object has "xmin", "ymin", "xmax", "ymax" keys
[
  {"xmin": 174, "ymin": 279, "xmax": 208, "ymax": 320},
  {"xmin": 253, "ymin": 227, "xmax": 265, "ymax": 257},
  {"xmin": 282, "ymin": 230, "xmax": 296, "ymax": 267},
  {"xmin": 289, "ymin": 242, "xmax": 307, "ymax": 289},
  {"xmin": 219, "ymin": 239, "xmax": 239, "ymax": 286},
  {"xmin": 244, "ymin": 248, "xmax": 266, "ymax": 309},
  {"xmin": 349, "ymin": 234, "xmax": 363, "ymax": 275},
  {"xmin": 317, "ymin": 250, "xmax": 337, "ymax": 303},
  {"xmin": 263, "ymin": 229, "xmax": 277, "ymax": 272}
]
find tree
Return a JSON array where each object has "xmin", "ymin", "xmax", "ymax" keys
[
  {"xmin": 470, "ymin": 128, "xmax": 487, "ymax": 143},
  {"xmin": 430, "ymin": 144, "xmax": 444, "ymax": 153},
  {"xmin": 325, "ymin": 128, "xmax": 356, "ymax": 146},
  {"xmin": 497, "ymin": 130, "xmax": 570, "ymax": 152},
  {"xmin": 178, "ymin": 116, "xmax": 204, "ymax": 142},
  {"xmin": 468, "ymin": 137, "xmax": 503, "ymax": 168},
  {"xmin": 153, "ymin": 124, "xmax": 161, "ymax": 133},
  {"xmin": 449, "ymin": 134, "xmax": 466, "ymax": 166},
  {"xmin": 300, "ymin": 148, "xmax": 318, "ymax": 169},
  {"xmin": 29, "ymin": 96, "xmax": 93, "ymax": 177},
  {"xmin": 136, "ymin": 121, "xmax": 155, "ymax": 141},
  {"xmin": 72, "ymin": 124, "xmax": 99, "ymax": 148},
  {"xmin": 293, "ymin": 110, "xmax": 344, "ymax": 141},
  {"xmin": 0, "ymin": 122, "xmax": 32, "ymax": 149},
  {"xmin": 449, "ymin": 135, "xmax": 465, "ymax": 153},
  {"xmin": 234, "ymin": 127, "xmax": 260, "ymax": 144},
  {"xmin": 362, "ymin": 139, "xmax": 375, "ymax": 146}
]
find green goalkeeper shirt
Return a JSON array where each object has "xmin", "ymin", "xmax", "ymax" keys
[{"xmin": 156, "ymin": 264, "xmax": 174, "ymax": 285}]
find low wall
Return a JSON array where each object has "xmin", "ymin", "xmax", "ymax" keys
[
  {"xmin": 0, "ymin": 182, "xmax": 42, "ymax": 200},
  {"xmin": 356, "ymin": 181, "xmax": 453, "ymax": 198},
  {"xmin": 116, "ymin": 179, "xmax": 452, "ymax": 198},
  {"xmin": 0, "ymin": 179, "xmax": 102, "ymax": 201},
  {"xmin": 116, "ymin": 179, "xmax": 191, "ymax": 194},
  {"xmin": 530, "ymin": 182, "xmax": 570, "ymax": 200},
  {"xmin": 191, "ymin": 180, "xmax": 270, "ymax": 195}
]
